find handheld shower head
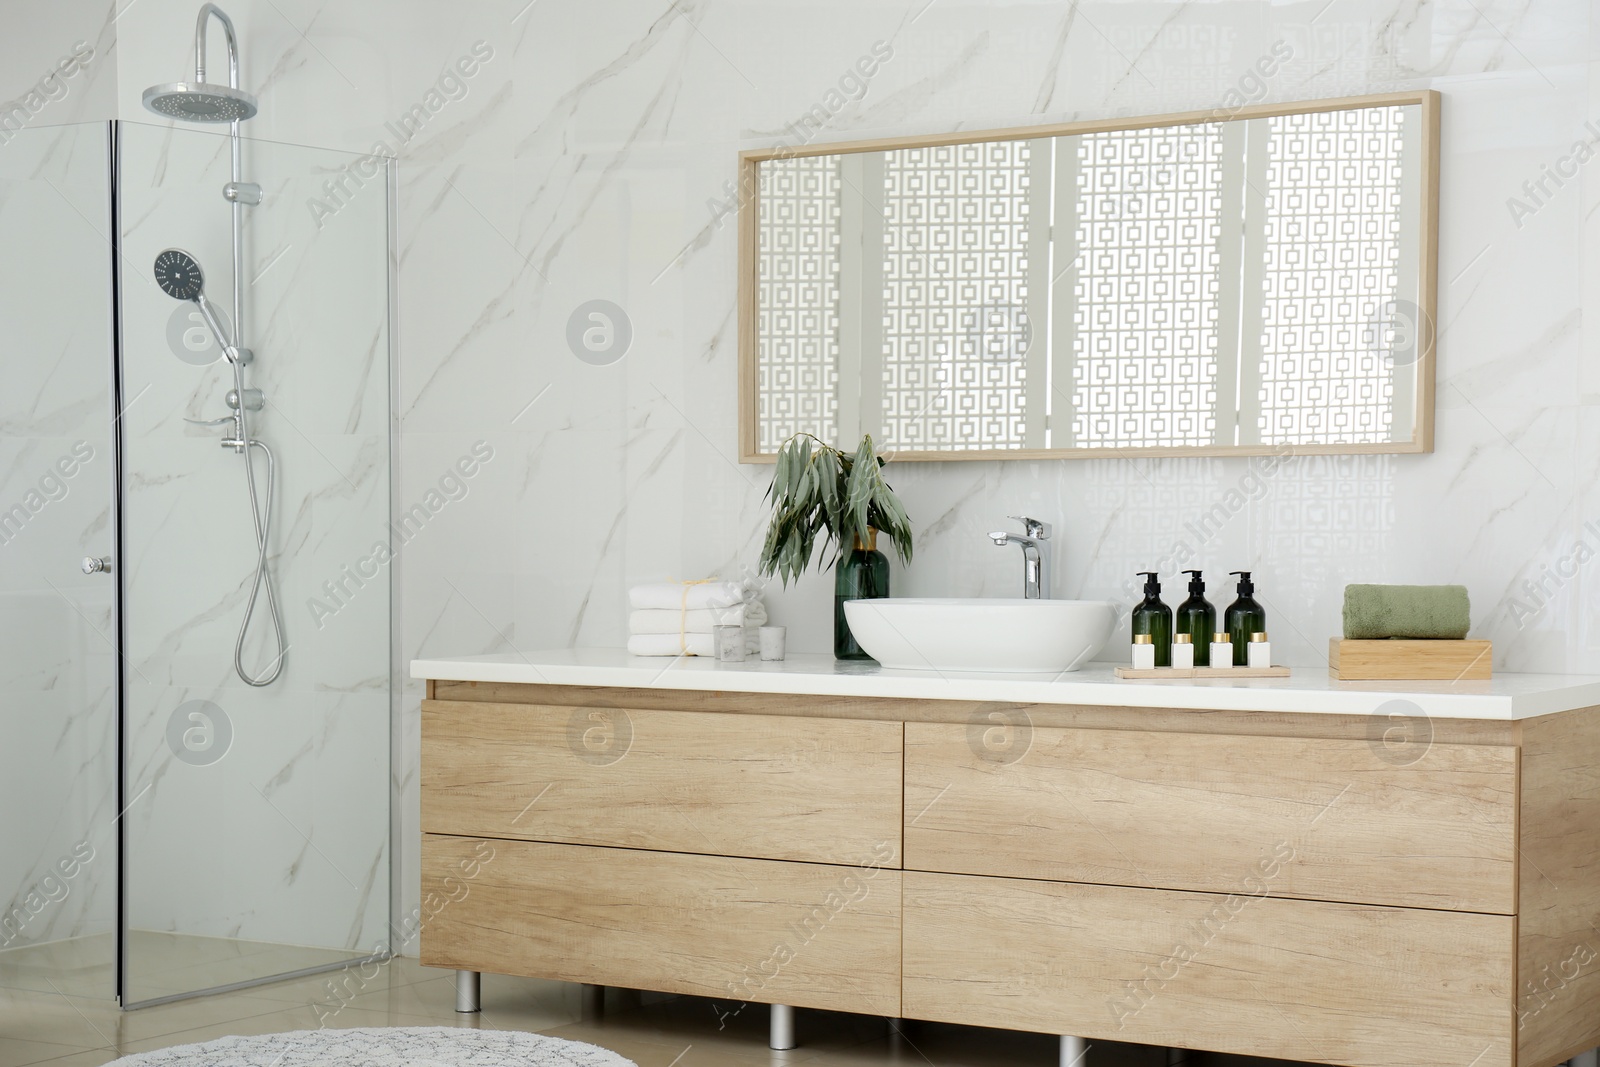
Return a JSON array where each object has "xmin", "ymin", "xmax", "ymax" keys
[
  {"xmin": 154, "ymin": 248, "xmax": 234, "ymax": 355},
  {"xmin": 153, "ymin": 247, "xmax": 205, "ymax": 300}
]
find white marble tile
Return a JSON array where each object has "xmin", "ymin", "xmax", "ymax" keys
[{"xmin": 0, "ymin": 6, "xmax": 116, "ymax": 131}]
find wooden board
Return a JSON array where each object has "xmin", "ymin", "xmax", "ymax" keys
[
  {"xmin": 1516, "ymin": 707, "xmax": 1600, "ymax": 1067},
  {"xmin": 902, "ymin": 871, "xmax": 1513, "ymax": 1067},
  {"xmin": 1330, "ymin": 637, "xmax": 1492, "ymax": 680},
  {"xmin": 904, "ymin": 722, "xmax": 1518, "ymax": 913},
  {"xmin": 422, "ymin": 835, "xmax": 902, "ymax": 1016},
  {"xmin": 422, "ymin": 701, "xmax": 902, "ymax": 865},
  {"xmin": 1115, "ymin": 665, "xmax": 1289, "ymax": 679}
]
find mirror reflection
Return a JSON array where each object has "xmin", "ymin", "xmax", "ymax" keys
[{"xmin": 748, "ymin": 94, "xmax": 1436, "ymax": 459}]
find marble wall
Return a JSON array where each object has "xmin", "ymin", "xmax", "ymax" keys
[
  {"xmin": 5, "ymin": 0, "xmax": 1597, "ymax": 955},
  {"xmin": 355, "ymin": 0, "xmax": 1600, "ymax": 674}
]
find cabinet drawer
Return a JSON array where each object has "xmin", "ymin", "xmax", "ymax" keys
[
  {"xmin": 905, "ymin": 722, "xmax": 1515, "ymax": 912},
  {"xmin": 903, "ymin": 871, "xmax": 1512, "ymax": 1067},
  {"xmin": 423, "ymin": 700, "xmax": 902, "ymax": 864},
  {"xmin": 422, "ymin": 835, "xmax": 901, "ymax": 1015}
]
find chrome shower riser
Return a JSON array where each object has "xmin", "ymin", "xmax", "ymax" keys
[{"xmin": 146, "ymin": 4, "xmax": 284, "ymax": 688}]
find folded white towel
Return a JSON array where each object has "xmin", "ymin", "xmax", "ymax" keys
[
  {"xmin": 628, "ymin": 603, "xmax": 768, "ymax": 635},
  {"xmin": 627, "ymin": 632, "xmax": 760, "ymax": 658},
  {"xmin": 628, "ymin": 580, "xmax": 753, "ymax": 611}
]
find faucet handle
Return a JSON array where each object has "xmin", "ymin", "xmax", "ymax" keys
[
  {"xmin": 185, "ymin": 415, "xmax": 237, "ymax": 428},
  {"xmin": 1009, "ymin": 515, "xmax": 1051, "ymax": 539}
]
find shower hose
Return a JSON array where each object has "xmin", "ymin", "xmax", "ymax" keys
[{"xmin": 230, "ymin": 355, "xmax": 287, "ymax": 687}]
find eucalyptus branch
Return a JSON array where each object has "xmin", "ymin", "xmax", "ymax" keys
[{"xmin": 758, "ymin": 433, "xmax": 914, "ymax": 586}]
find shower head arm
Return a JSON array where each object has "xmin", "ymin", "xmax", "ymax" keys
[{"xmin": 193, "ymin": 3, "xmax": 241, "ymax": 90}]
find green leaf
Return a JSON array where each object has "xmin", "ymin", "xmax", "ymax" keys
[{"xmin": 759, "ymin": 432, "xmax": 914, "ymax": 580}]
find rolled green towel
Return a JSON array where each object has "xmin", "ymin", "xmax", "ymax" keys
[{"xmin": 1343, "ymin": 584, "xmax": 1471, "ymax": 640}]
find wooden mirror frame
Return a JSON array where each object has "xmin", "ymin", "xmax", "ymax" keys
[{"xmin": 737, "ymin": 91, "xmax": 1440, "ymax": 463}]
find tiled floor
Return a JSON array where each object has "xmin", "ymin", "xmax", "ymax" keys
[
  {"xmin": 0, "ymin": 933, "xmax": 365, "ymax": 1002},
  {"xmin": 0, "ymin": 948, "xmax": 1319, "ymax": 1067}
]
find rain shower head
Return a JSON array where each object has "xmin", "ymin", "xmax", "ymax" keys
[
  {"xmin": 142, "ymin": 3, "xmax": 258, "ymax": 124},
  {"xmin": 153, "ymin": 248, "xmax": 206, "ymax": 301},
  {"xmin": 142, "ymin": 82, "xmax": 257, "ymax": 123}
]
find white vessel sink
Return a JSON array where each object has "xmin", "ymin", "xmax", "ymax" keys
[{"xmin": 842, "ymin": 597, "xmax": 1117, "ymax": 673}]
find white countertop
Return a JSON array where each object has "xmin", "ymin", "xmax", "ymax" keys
[{"xmin": 411, "ymin": 648, "xmax": 1600, "ymax": 720}]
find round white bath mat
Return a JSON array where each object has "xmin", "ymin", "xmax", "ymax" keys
[{"xmin": 110, "ymin": 1026, "xmax": 639, "ymax": 1067}]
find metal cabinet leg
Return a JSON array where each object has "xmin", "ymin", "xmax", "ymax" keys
[
  {"xmin": 1060, "ymin": 1035, "xmax": 1087, "ymax": 1066},
  {"xmin": 770, "ymin": 1004, "xmax": 796, "ymax": 1050},
  {"xmin": 454, "ymin": 970, "xmax": 480, "ymax": 1013},
  {"xmin": 1167, "ymin": 1050, "xmax": 1185, "ymax": 1066},
  {"xmin": 1571, "ymin": 1051, "xmax": 1598, "ymax": 1067}
]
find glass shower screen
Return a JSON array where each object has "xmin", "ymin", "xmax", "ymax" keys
[{"xmin": 115, "ymin": 120, "xmax": 392, "ymax": 1007}]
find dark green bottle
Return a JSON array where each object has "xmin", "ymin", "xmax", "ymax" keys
[
  {"xmin": 835, "ymin": 530, "xmax": 889, "ymax": 660},
  {"xmin": 1224, "ymin": 570, "xmax": 1266, "ymax": 666},
  {"xmin": 1175, "ymin": 569, "xmax": 1217, "ymax": 666},
  {"xmin": 1130, "ymin": 571, "xmax": 1173, "ymax": 667}
]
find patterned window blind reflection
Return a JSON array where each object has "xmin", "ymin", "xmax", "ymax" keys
[
  {"xmin": 880, "ymin": 141, "xmax": 1033, "ymax": 450},
  {"xmin": 1257, "ymin": 106, "xmax": 1405, "ymax": 444},
  {"xmin": 1068, "ymin": 125, "xmax": 1225, "ymax": 448},
  {"xmin": 757, "ymin": 155, "xmax": 842, "ymax": 449}
]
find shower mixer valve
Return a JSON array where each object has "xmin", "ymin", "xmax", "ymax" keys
[{"xmin": 184, "ymin": 411, "xmax": 247, "ymax": 452}]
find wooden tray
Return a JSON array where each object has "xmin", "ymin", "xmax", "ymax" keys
[
  {"xmin": 1115, "ymin": 665, "xmax": 1290, "ymax": 680},
  {"xmin": 1329, "ymin": 638, "xmax": 1492, "ymax": 680}
]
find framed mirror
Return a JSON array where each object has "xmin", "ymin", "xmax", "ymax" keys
[{"xmin": 738, "ymin": 91, "xmax": 1439, "ymax": 461}]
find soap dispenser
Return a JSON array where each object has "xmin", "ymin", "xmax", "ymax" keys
[
  {"xmin": 1224, "ymin": 571, "xmax": 1267, "ymax": 666},
  {"xmin": 1175, "ymin": 570, "xmax": 1216, "ymax": 666},
  {"xmin": 1131, "ymin": 572, "xmax": 1173, "ymax": 667}
]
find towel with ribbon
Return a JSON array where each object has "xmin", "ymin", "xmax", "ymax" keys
[{"xmin": 626, "ymin": 578, "xmax": 765, "ymax": 656}]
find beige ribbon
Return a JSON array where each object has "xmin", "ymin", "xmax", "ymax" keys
[{"xmin": 667, "ymin": 577, "xmax": 718, "ymax": 656}]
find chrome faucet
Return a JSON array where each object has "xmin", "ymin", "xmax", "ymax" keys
[{"xmin": 989, "ymin": 516, "xmax": 1051, "ymax": 599}]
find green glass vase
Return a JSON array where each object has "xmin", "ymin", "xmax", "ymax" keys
[{"xmin": 835, "ymin": 529, "xmax": 889, "ymax": 660}]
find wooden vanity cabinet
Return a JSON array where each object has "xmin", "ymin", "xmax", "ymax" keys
[{"xmin": 418, "ymin": 679, "xmax": 1600, "ymax": 1067}]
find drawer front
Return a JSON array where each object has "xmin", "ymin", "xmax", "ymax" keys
[
  {"xmin": 903, "ymin": 871, "xmax": 1513, "ymax": 1067},
  {"xmin": 423, "ymin": 700, "xmax": 902, "ymax": 864},
  {"xmin": 422, "ymin": 835, "xmax": 901, "ymax": 1015},
  {"xmin": 904, "ymin": 722, "xmax": 1516, "ymax": 912}
]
